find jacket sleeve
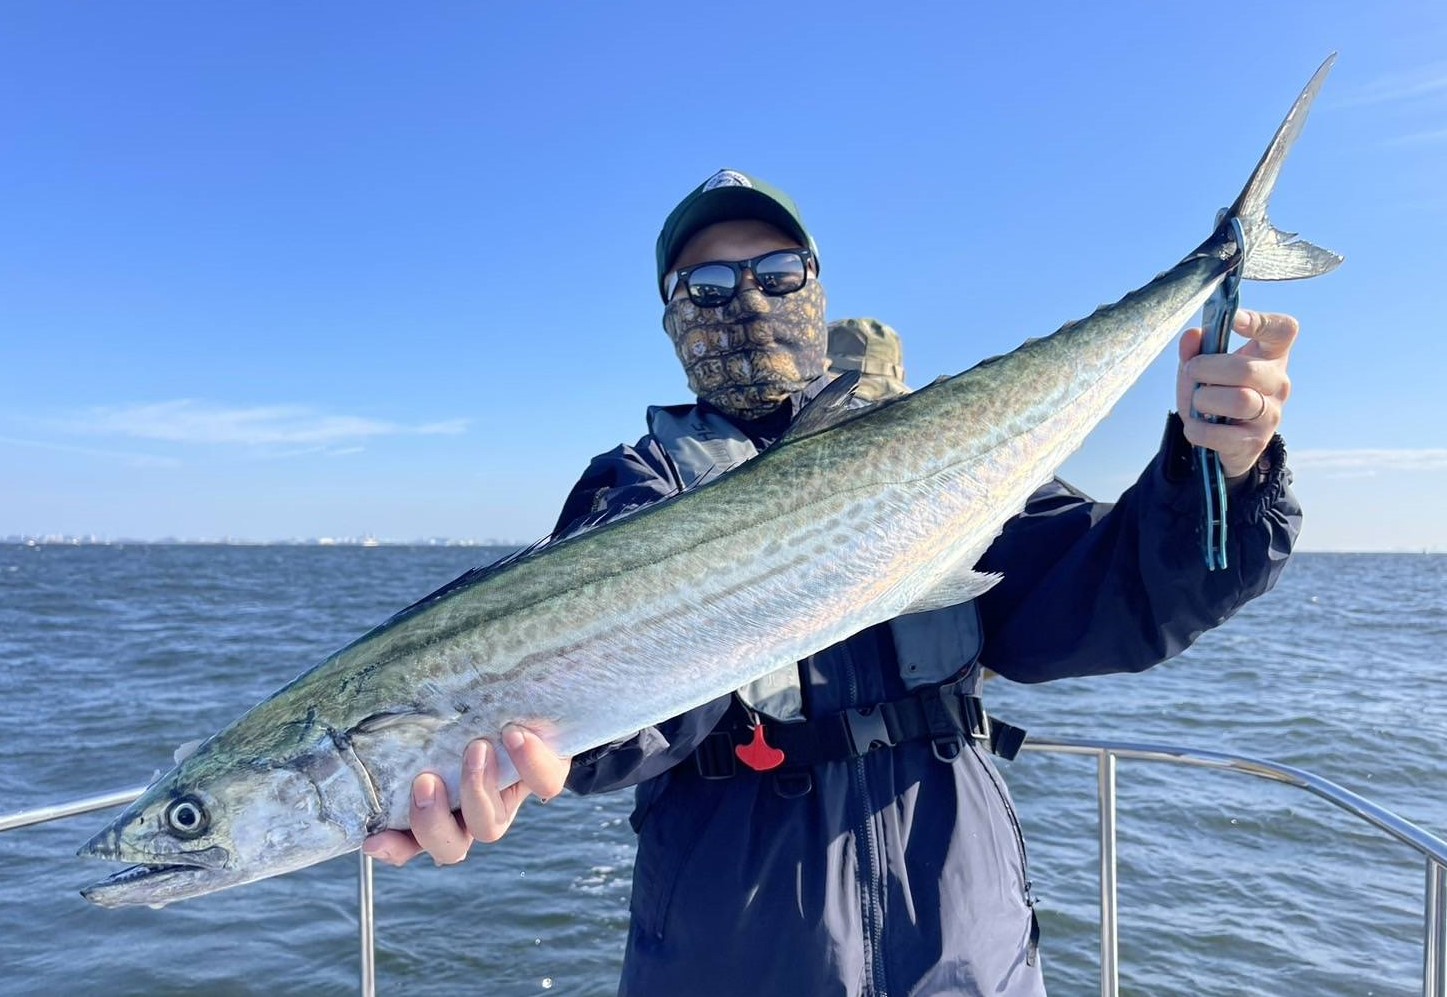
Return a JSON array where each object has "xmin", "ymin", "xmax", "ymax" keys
[
  {"xmin": 976, "ymin": 413, "xmax": 1301, "ymax": 683},
  {"xmin": 549, "ymin": 437, "xmax": 683, "ymax": 540},
  {"xmin": 552, "ymin": 435, "xmax": 735, "ymax": 796}
]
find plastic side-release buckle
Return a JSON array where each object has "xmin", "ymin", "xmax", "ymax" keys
[{"xmin": 842, "ymin": 705, "xmax": 893, "ymax": 757}]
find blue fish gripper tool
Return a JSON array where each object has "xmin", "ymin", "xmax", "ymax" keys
[{"xmin": 1196, "ymin": 213, "xmax": 1247, "ymax": 572}]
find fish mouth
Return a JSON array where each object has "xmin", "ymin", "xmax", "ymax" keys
[
  {"xmin": 78, "ymin": 843, "xmax": 232, "ymax": 908},
  {"xmin": 81, "ymin": 863, "xmax": 202, "ymax": 905},
  {"xmin": 79, "ymin": 857, "xmax": 231, "ymax": 908}
]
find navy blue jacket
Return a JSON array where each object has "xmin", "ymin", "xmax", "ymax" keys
[{"xmin": 558, "ymin": 395, "xmax": 1300, "ymax": 996}]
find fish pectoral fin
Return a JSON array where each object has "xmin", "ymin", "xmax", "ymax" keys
[
  {"xmin": 900, "ymin": 568, "xmax": 1003, "ymax": 615},
  {"xmin": 349, "ymin": 708, "xmax": 450, "ymax": 738}
]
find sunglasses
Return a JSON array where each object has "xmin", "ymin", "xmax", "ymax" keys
[{"xmin": 664, "ymin": 248, "xmax": 814, "ymax": 308}]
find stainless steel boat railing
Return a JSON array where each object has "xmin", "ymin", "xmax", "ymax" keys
[
  {"xmin": 0, "ymin": 788, "xmax": 378, "ymax": 997},
  {"xmin": 1021, "ymin": 738, "xmax": 1447, "ymax": 997},
  {"xmin": 5, "ymin": 737, "xmax": 1445, "ymax": 996}
]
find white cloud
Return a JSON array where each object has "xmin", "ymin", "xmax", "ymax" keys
[
  {"xmin": 1337, "ymin": 64, "xmax": 1447, "ymax": 108},
  {"xmin": 1384, "ymin": 126, "xmax": 1447, "ymax": 148},
  {"xmin": 241, "ymin": 444, "xmax": 370, "ymax": 461},
  {"xmin": 0, "ymin": 435, "xmax": 180, "ymax": 468},
  {"xmin": 1290, "ymin": 448, "xmax": 1447, "ymax": 475},
  {"xmin": 69, "ymin": 401, "xmax": 468, "ymax": 447}
]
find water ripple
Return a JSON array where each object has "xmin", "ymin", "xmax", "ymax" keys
[{"xmin": 1, "ymin": 547, "xmax": 1443, "ymax": 994}]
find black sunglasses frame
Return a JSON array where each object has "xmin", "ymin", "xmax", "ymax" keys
[{"xmin": 664, "ymin": 248, "xmax": 815, "ymax": 307}]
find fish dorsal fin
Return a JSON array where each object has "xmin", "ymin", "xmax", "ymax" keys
[
  {"xmin": 173, "ymin": 738, "xmax": 205, "ymax": 764},
  {"xmin": 900, "ymin": 568, "xmax": 1004, "ymax": 615},
  {"xmin": 781, "ymin": 372, "xmax": 872, "ymax": 443}
]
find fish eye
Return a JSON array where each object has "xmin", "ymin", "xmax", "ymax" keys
[{"xmin": 165, "ymin": 797, "xmax": 209, "ymax": 838}]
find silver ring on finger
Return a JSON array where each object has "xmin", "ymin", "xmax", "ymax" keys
[{"xmin": 1247, "ymin": 389, "xmax": 1268, "ymax": 423}]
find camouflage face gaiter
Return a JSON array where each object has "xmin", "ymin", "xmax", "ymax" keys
[{"xmin": 662, "ymin": 280, "xmax": 828, "ymax": 420}]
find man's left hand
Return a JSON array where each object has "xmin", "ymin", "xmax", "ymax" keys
[
  {"xmin": 361, "ymin": 725, "xmax": 570, "ymax": 867},
  {"xmin": 1176, "ymin": 309, "xmax": 1299, "ymax": 481}
]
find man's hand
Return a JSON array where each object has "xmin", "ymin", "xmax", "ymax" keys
[
  {"xmin": 1176, "ymin": 309, "xmax": 1299, "ymax": 481},
  {"xmin": 361, "ymin": 725, "xmax": 572, "ymax": 866}
]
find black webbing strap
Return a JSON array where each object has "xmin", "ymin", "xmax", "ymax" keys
[{"xmin": 694, "ymin": 684, "xmax": 1026, "ymax": 780}]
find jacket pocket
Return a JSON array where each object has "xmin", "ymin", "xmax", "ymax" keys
[
  {"xmin": 968, "ymin": 746, "xmax": 1032, "ymax": 901},
  {"xmin": 629, "ymin": 778, "xmax": 726, "ymax": 941}
]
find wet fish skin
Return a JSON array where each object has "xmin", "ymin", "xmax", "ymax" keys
[{"xmin": 77, "ymin": 57, "xmax": 1341, "ymax": 909}]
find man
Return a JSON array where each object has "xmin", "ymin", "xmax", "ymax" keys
[
  {"xmin": 826, "ymin": 317, "xmax": 910, "ymax": 402},
  {"xmin": 366, "ymin": 169, "xmax": 1301, "ymax": 995}
]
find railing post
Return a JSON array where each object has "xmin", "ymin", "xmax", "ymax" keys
[
  {"xmin": 0, "ymin": 787, "xmax": 146, "ymax": 832},
  {"xmin": 359, "ymin": 852, "xmax": 376, "ymax": 997},
  {"xmin": 1426, "ymin": 859, "xmax": 1446, "ymax": 997},
  {"xmin": 1098, "ymin": 750, "xmax": 1120, "ymax": 997}
]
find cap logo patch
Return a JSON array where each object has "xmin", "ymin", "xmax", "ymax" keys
[{"xmin": 703, "ymin": 169, "xmax": 752, "ymax": 191}]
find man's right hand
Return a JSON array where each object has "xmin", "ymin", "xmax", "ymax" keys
[{"xmin": 361, "ymin": 725, "xmax": 572, "ymax": 866}]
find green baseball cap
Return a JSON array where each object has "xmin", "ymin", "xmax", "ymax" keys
[{"xmin": 655, "ymin": 168, "xmax": 819, "ymax": 301}]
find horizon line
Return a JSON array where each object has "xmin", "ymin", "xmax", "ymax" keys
[{"xmin": 3, "ymin": 536, "xmax": 1442, "ymax": 555}]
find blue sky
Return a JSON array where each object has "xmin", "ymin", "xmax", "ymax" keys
[{"xmin": 3, "ymin": 3, "xmax": 1444, "ymax": 550}]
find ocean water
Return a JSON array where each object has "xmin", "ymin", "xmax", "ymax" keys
[{"xmin": 0, "ymin": 546, "xmax": 1442, "ymax": 996}]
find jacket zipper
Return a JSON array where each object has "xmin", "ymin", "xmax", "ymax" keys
[{"xmin": 846, "ymin": 654, "xmax": 889, "ymax": 996}]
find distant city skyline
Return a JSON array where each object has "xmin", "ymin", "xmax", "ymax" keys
[{"xmin": 2, "ymin": 534, "xmax": 515, "ymax": 547}]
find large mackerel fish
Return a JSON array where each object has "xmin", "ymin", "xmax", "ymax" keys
[{"xmin": 79, "ymin": 57, "xmax": 1342, "ymax": 907}]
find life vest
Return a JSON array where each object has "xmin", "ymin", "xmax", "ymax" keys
[{"xmin": 645, "ymin": 404, "xmax": 984, "ymax": 722}]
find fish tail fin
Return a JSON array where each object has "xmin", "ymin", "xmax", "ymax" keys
[{"xmin": 1228, "ymin": 54, "xmax": 1344, "ymax": 282}]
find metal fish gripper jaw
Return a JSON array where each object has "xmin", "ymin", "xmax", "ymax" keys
[{"xmin": 1196, "ymin": 212, "xmax": 1246, "ymax": 571}]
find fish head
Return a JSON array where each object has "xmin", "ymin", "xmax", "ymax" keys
[{"xmin": 77, "ymin": 735, "xmax": 372, "ymax": 909}]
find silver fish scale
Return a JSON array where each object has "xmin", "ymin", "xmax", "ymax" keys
[{"xmin": 294, "ymin": 253, "xmax": 1230, "ymax": 828}]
